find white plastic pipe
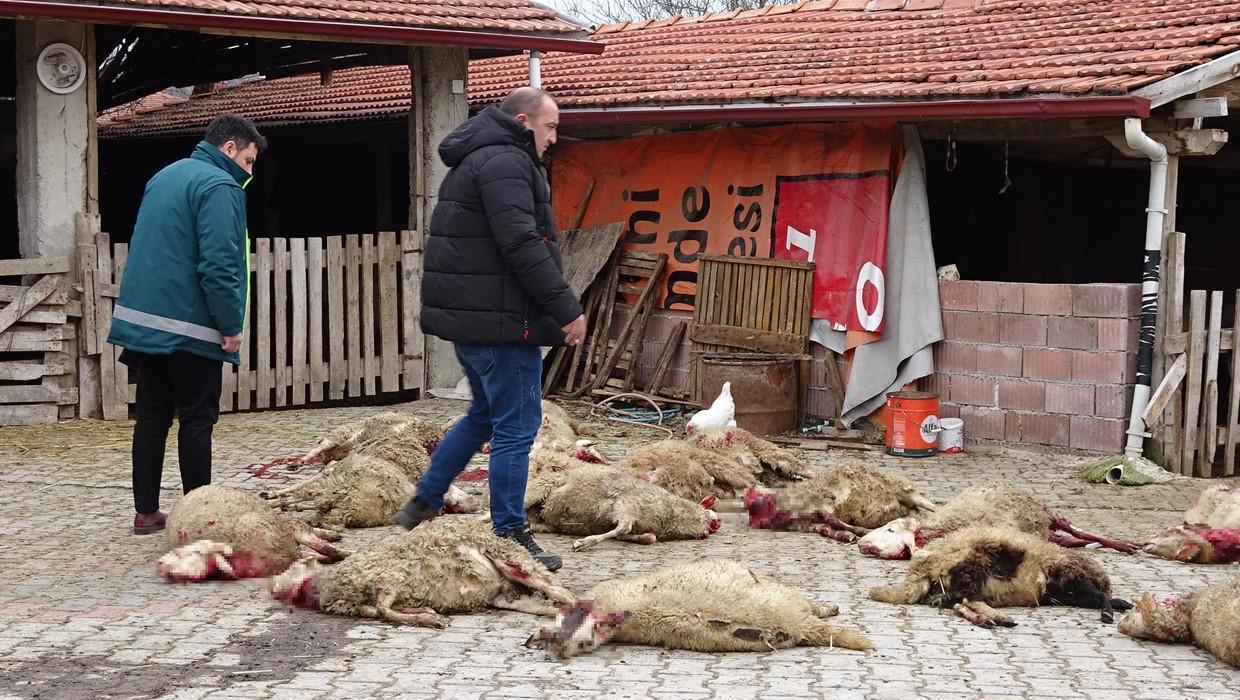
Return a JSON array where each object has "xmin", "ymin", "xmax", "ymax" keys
[
  {"xmin": 529, "ymin": 50, "xmax": 542, "ymax": 88},
  {"xmin": 1122, "ymin": 118, "xmax": 1169, "ymax": 458}
]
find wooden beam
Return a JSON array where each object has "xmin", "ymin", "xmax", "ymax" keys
[
  {"xmin": 1105, "ymin": 129, "xmax": 1228, "ymax": 157},
  {"xmin": 1171, "ymin": 96, "xmax": 1228, "ymax": 119},
  {"xmin": 1135, "ymin": 48, "xmax": 1240, "ymax": 108},
  {"xmin": 0, "ymin": 274, "xmax": 60, "ymax": 335},
  {"xmin": 0, "ymin": 257, "xmax": 70, "ymax": 276},
  {"xmin": 1143, "ymin": 354, "xmax": 1187, "ymax": 427}
]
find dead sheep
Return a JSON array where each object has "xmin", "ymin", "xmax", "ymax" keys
[
  {"xmin": 688, "ymin": 426, "xmax": 810, "ymax": 483},
  {"xmin": 264, "ymin": 453, "xmax": 478, "ymax": 529},
  {"xmin": 159, "ymin": 485, "xmax": 349, "ymax": 582},
  {"xmin": 269, "ymin": 517, "xmax": 574, "ymax": 627},
  {"xmin": 857, "ymin": 481, "xmax": 1137, "ymax": 559},
  {"xmin": 525, "ymin": 558, "xmax": 872, "ymax": 658},
  {"xmin": 528, "ymin": 441, "xmax": 608, "ymax": 477},
  {"xmin": 459, "ymin": 400, "xmax": 584, "ymax": 455},
  {"xmin": 300, "ymin": 412, "xmax": 446, "ymax": 464},
  {"xmin": 619, "ymin": 438, "xmax": 762, "ymax": 500},
  {"xmin": 869, "ymin": 525, "xmax": 1132, "ymax": 626},
  {"xmin": 745, "ymin": 462, "xmax": 936, "ymax": 542},
  {"xmin": 1184, "ymin": 484, "xmax": 1240, "ymax": 528},
  {"xmin": 525, "ymin": 464, "xmax": 721, "ymax": 550},
  {"xmin": 1118, "ymin": 575, "xmax": 1240, "ymax": 668}
]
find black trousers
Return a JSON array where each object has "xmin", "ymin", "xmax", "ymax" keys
[{"xmin": 122, "ymin": 350, "xmax": 223, "ymax": 514}]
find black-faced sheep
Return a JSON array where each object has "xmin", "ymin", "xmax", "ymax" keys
[
  {"xmin": 159, "ymin": 485, "xmax": 349, "ymax": 582},
  {"xmin": 263, "ymin": 453, "xmax": 478, "ymax": 529},
  {"xmin": 688, "ymin": 426, "xmax": 809, "ymax": 482},
  {"xmin": 869, "ymin": 526, "xmax": 1131, "ymax": 626},
  {"xmin": 269, "ymin": 517, "xmax": 574, "ymax": 627},
  {"xmin": 525, "ymin": 464, "xmax": 720, "ymax": 550},
  {"xmin": 525, "ymin": 558, "xmax": 871, "ymax": 658},
  {"xmin": 857, "ymin": 481, "xmax": 1137, "ymax": 559},
  {"xmin": 1118, "ymin": 575, "xmax": 1240, "ymax": 667},
  {"xmin": 745, "ymin": 462, "xmax": 936, "ymax": 542}
]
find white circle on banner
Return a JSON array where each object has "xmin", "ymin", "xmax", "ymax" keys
[{"xmin": 855, "ymin": 262, "xmax": 885, "ymax": 331}]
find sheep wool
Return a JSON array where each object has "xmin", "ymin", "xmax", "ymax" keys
[{"xmin": 1119, "ymin": 576, "xmax": 1240, "ymax": 667}]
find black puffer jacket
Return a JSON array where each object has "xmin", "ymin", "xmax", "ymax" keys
[{"xmin": 421, "ymin": 107, "xmax": 582, "ymax": 346}]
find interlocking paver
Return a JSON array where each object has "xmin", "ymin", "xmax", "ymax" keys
[{"xmin": 1, "ymin": 398, "xmax": 1237, "ymax": 699}]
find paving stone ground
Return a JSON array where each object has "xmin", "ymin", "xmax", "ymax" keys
[{"xmin": 0, "ymin": 398, "xmax": 1237, "ymax": 699}]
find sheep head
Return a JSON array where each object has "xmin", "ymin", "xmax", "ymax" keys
[
  {"xmin": 524, "ymin": 600, "xmax": 632, "ymax": 658},
  {"xmin": 1044, "ymin": 552, "xmax": 1129, "ymax": 623},
  {"xmin": 857, "ymin": 518, "xmax": 923, "ymax": 559},
  {"xmin": 269, "ymin": 558, "xmax": 323, "ymax": 610},
  {"xmin": 1117, "ymin": 593, "xmax": 1192, "ymax": 643},
  {"xmin": 572, "ymin": 439, "xmax": 607, "ymax": 464},
  {"xmin": 157, "ymin": 540, "xmax": 238, "ymax": 583},
  {"xmin": 702, "ymin": 495, "xmax": 721, "ymax": 535},
  {"xmin": 1140, "ymin": 523, "xmax": 1240, "ymax": 564}
]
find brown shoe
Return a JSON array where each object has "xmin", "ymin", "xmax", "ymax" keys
[{"xmin": 134, "ymin": 511, "xmax": 167, "ymax": 535}]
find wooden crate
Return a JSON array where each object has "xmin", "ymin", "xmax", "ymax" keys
[{"xmin": 0, "ymin": 255, "xmax": 77, "ymax": 426}]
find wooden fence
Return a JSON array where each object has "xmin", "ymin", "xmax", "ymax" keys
[
  {"xmin": 79, "ymin": 231, "xmax": 424, "ymax": 417},
  {"xmin": 0, "ymin": 256, "xmax": 79, "ymax": 425}
]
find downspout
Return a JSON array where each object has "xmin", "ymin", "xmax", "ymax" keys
[
  {"xmin": 529, "ymin": 50, "xmax": 542, "ymax": 88},
  {"xmin": 1122, "ymin": 118, "xmax": 1169, "ymax": 458}
]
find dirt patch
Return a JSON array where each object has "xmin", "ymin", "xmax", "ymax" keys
[{"xmin": 0, "ymin": 613, "xmax": 357, "ymax": 699}]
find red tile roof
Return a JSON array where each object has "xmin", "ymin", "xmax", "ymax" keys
[
  {"xmin": 23, "ymin": 0, "xmax": 583, "ymax": 35},
  {"xmin": 98, "ymin": 0, "xmax": 1240, "ymax": 135},
  {"xmin": 472, "ymin": 0, "xmax": 1240, "ymax": 106}
]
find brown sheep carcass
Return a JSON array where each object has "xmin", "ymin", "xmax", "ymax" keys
[
  {"xmin": 263, "ymin": 453, "xmax": 478, "ymax": 529},
  {"xmin": 525, "ymin": 558, "xmax": 871, "ymax": 658},
  {"xmin": 1118, "ymin": 575, "xmax": 1240, "ymax": 667},
  {"xmin": 618, "ymin": 438, "xmax": 760, "ymax": 500},
  {"xmin": 159, "ymin": 485, "xmax": 349, "ymax": 583},
  {"xmin": 857, "ymin": 481, "xmax": 1136, "ymax": 559},
  {"xmin": 745, "ymin": 462, "xmax": 936, "ymax": 542},
  {"xmin": 688, "ymin": 427, "xmax": 809, "ymax": 483},
  {"xmin": 525, "ymin": 464, "xmax": 720, "ymax": 550},
  {"xmin": 269, "ymin": 517, "xmax": 574, "ymax": 627},
  {"xmin": 869, "ymin": 525, "xmax": 1131, "ymax": 626}
]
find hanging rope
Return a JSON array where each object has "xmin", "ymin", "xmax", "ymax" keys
[{"xmin": 998, "ymin": 136, "xmax": 1013, "ymax": 195}]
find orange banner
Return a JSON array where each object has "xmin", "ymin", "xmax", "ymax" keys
[{"xmin": 552, "ymin": 123, "xmax": 897, "ymax": 331}]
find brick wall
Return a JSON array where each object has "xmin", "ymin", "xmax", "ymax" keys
[{"xmin": 928, "ymin": 280, "xmax": 1140, "ymax": 452}]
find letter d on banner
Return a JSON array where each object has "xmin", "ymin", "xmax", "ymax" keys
[{"xmin": 855, "ymin": 261, "xmax": 885, "ymax": 332}]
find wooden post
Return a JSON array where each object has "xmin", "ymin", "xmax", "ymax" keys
[
  {"xmin": 1182, "ymin": 291, "xmax": 1206, "ymax": 475},
  {"xmin": 290, "ymin": 238, "xmax": 308, "ymax": 406},
  {"xmin": 1201, "ymin": 291, "xmax": 1223, "ymax": 472},
  {"xmin": 378, "ymin": 232, "xmax": 399, "ymax": 393},
  {"xmin": 1225, "ymin": 291, "xmax": 1240, "ymax": 476},
  {"xmin": 400, "ymin": 231, "xmax": 422, "ymax": 391},
  {"xmin": 307, "ymin": 237, "xmax": 325, "ymax": 402}
]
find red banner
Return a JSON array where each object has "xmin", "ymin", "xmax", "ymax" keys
[{"xmin": 551, "ymin": 123, "xmax": 897, "ymax": 334}]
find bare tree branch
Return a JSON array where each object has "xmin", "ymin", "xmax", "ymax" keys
[{"xmin": 547, "ymin": 0, "xmax": 794, "ymax": 25}]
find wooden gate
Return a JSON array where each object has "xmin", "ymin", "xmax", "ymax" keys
[
  {"xmin": 0, "ymin": 256, "xmax": 78, "ymax": 425},
  {"xmin": 79, "ymin": 231, "xmax": 424, "ymax": 417}
]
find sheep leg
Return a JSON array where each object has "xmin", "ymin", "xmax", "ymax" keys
[
  {"xmin": 1048, "ymin": 515, "xmax": 1138, "ymax": 554},
  {"xmin": 814, "ymin": 525, "xmax": 859, "ymax": 544},
  {"xmin": 812, "ymin": 603, "xmax": 839, "ymax": 619},
  {"xmin": 489, "ymin": 593, "xmax": 562, "ymax": 617},
  {"xmin": 572, "ymin": 518, "xmax": 635, "ymax": 551},
  {"xmin": 952, "ymin": 599, "xmax": 1017, "ymax": 628},
  {"xmin": 370, "ymin": 589, "xmax": 447, "ymax": 628},
  {"xmin": 817, "ymin": 511, "xmax": 871, "ymax": 536},
  {"xmin": 1047, "ymin": 531, "xmax": 1092, "ymax": 548},
  {"xmin": 294, "ymin": 531, "xmax": 350, "ymax": 562},
  {"xmin": 618, "ymin": 533, "xmax": 657, "ymax": 544},
  {"xmin": 261, "ymin": 470, "xmax": 333, "ymax": 500},
  {"xmin": 491, "ymin": 559, "xmax": 575, "ymax": 605},
  {"xmin": 899, "ymin": 492, "xmax": 937, "ymax": 513},
  {"xmin": 801, "ymin": 618, "xmax": 874, "ymax": 651},
  {"xmin": 310, "ymin": 527, "xmax": 342, "ymax": 542}
]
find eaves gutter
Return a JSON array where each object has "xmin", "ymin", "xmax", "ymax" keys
[
  {"xmin": 557, "ymin": 95, "xmax": 1151, "ymax": 126},
  {"xmin": 0, "ymin": 0, "xmax": 605, "ymax": 54}
]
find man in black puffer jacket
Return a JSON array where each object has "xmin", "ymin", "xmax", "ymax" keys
[{"xmin": 396, "ymin": 88, "xmax": 585, "ymax": 571}]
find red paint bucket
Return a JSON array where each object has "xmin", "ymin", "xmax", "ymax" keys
[{"xmin": 885, "ymin": 391, "xmax": 940, "ymax": 457}]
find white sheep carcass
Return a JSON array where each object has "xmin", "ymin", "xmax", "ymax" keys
[
  {"xmin": 525, "ymin": 464, "xmax": 720, "ymax": 550},
  {"xmin": 688, "ymin": 426, "xmax": 809, "ymax": 483},
  {"xmin": 857, "ymin": 481, "xmax": 1136, "ymax": 559},
  {"xmin": 299, "ymin": 412, "xmax": 446, "ymax": 464},
  {"xmin": 525, "ymin": 558, "xmax": 871, "ymax": 658},
  {"xmin": 159, "ymin": 485, "xmax": 349, "ymax": 583},
  {"xmin": 746, "ymin": 462, "xmax": 936, "ymax": 542},
  {"xmin": 269, "ymin": 517, "xmax": 574, "ymax": 627},
  {"xmin": 1118, "ymin": 575, "xmax": 1240, "ymax": 667},
  {"xmin": 618, "ymin": 438, "xmax": 777, "ymax": 501}
]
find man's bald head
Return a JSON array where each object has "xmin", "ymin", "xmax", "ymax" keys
[
  {"xmin": 500, "ymin": 87, "xmax": 559, "ymax": 157},
  {"xmin": 500, "ymin": 87, "xmax": 556, "ymax": 119}
]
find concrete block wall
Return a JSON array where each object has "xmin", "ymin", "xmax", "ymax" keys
[{"xmin": 928, "ymin": 280, "xmax": 1141, "ymax": 452}]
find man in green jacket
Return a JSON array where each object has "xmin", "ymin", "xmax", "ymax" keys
[{"xmin": 108, "ymin": 115, "xmax": 265, "ymax": 535}]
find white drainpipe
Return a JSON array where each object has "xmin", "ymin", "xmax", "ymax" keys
[
  {"xmin": 529, "ymin": 50, "xmax": 542, "ymax": 88},
  {"xmin": 1122, "ymin": 118, "xmax": 1169, "ymax": 458}
]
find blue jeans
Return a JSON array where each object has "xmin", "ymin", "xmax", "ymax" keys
[{"xmin": 415, "ymin": 342, "xmax": 543, "ymax": 535}]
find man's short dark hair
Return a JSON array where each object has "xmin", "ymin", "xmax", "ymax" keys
[
  {"xmin": 204, "ymin": 114, "xmax": 267, "ymax": 153},
  {"xmin": 500, "ymin": 87, "xmax": 555, "ymax": 119}
]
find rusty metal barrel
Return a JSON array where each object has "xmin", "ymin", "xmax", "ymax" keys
[{"xmin": 698, "ymin": 353, "xmax": 797, "ymax": 436}]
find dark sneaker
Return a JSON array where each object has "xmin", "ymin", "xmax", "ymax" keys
[
  {"xmin": 133, "ymin": 511, "xmax": 167, "ymax": 535},
  {"xmin": 393, "ymin": 497, "xmax": 438, "ymax": 530},
  {"xmin": 502, "ymin": 524, "xmax": 562, "ymax": 572}
]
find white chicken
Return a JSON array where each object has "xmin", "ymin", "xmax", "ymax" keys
[{"xmin": 686, "ymin": 381, "xmax": 738, "ymax": 434}]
